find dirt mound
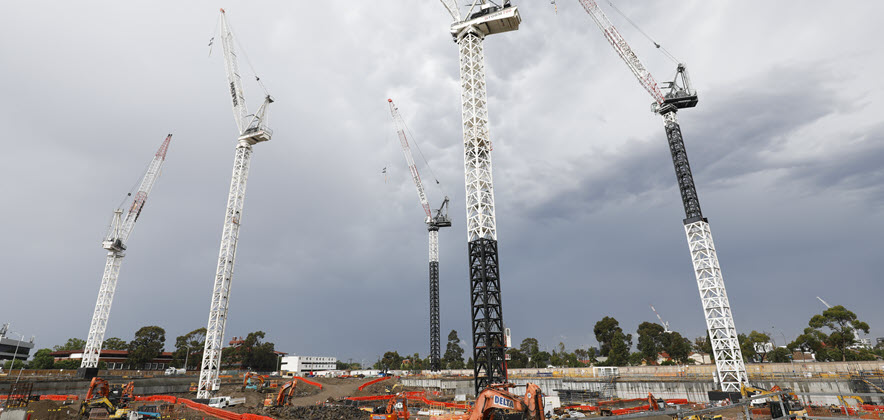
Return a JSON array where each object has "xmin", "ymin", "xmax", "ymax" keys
[{"xmin": 265, "ymin": 404, "xmax": 371, "ymax": 420}]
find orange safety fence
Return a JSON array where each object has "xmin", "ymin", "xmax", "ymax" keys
[
  {"xmin": 39, "ymin": 395, "xmax": 79, "ymax": 401},
  {"xmin": 358, "ymin": 376, "xmax": 393, "ymax": 391},
  {"xmin": 297, "ymin": 377, "xmax": 323, "ymax": 390},
  {"xmin": 346, "ymin": 394, "xmax": 470, "ymax": 410},
  {"xmin": 863, "ymin": 405, "xmax": 884, "ymax": 412},
  {"xmin": 561, "ymin": 405, "xmax": 600, "ymax": 412},
  {"xmin": 127, "ymin": 395, "xmax": 275, "ymax": 420}
]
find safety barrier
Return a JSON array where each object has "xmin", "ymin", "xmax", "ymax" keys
[
  {"xmin": 39, "ymin": 395, "xmax": 79, "ymax": 401},
  {"xmin": 358, "ymin": 376, "xmax": 394, "ymax": 391},
  {"xmin": 297, "ymin": 377, "xmax": 323, "ymax": 390},
  {"xmin": 346, "ymin": 393, "xmax": 470, "ymax": 410}
]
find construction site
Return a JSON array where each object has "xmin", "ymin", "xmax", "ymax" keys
[{"xmin": 2, "ymin": 1, "xmax": 883, "ymax": 420}]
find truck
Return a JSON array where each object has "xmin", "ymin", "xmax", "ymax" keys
[
  {"xmin": 208, "ymin": 396, "xmax": 246, "ymax": 408},
  {"xmin": 164, "ymin": 367, "xmax": 186, "ymax": 376}
]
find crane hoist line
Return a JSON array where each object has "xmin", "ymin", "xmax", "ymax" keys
[
  {"xmin": 438, "ymin": 0, "xmax": 520, "ymax": 395},
  {"xmin": 577, "ymin": 0, "xmax": 748, "ymax": 392},
  {"xmin": 78, "ymin": 134, "xmax": 173, "ymax": 378},
  {"xmin": 197, "ymin": 8, "xmax": 275, "ymax": 399},
  {"xmin": 388, "ymin": 99, "xmax": 452, "ymax": 372}
]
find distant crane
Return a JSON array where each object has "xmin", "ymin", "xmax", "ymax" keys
[
  {"xmin": 577, "ymin": 0, "xmax": 747, "ymax": 392},
  {"xmin": 437, "ymin": 0, "xmax": 521, "ymax": 394},
  {"xmin": 650, "ymin": 305, "xmax": 671, "ymax": 333},
  {"xmin": 80, "ymin": 134, "xmax": 173, "ymax": 377},
  {"xmin": 197, "ymin": 8, "xmax": 274, "ymax": 399},
  {"xmin": 388, "ymin": 99, "xmax": 452, "ymax": 372},
  {"xmin": 817, "ymin": 296, "xmax": 833, "ymax": 309}
]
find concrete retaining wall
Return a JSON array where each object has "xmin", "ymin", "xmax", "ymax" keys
[{"xmin": 0, "ymin": 377, "xmax": 193, "ymax": 397}]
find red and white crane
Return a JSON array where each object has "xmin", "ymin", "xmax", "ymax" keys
[
  {"xmin": 197, "ymin": 9, "xmax": 274, "ymax": 398},
  {"xmin": 388, "ymin": 99, "xmax": 451, "ymax": 372},
  {"xmin": 80, "ymin": 134, "xmax": 173, "ymax": 376},
  {"xmin": 578, "ymin": 0, "xmax": 747, "ymax": 392}
]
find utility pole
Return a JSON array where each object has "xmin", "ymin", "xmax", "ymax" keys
[
  {"xmin": 437, "ymin": 0, "xmax": 521, "ymax": 394},
  {"xmin": 197, "ymin": 9, "xmax": 275, "ymax": 399}
]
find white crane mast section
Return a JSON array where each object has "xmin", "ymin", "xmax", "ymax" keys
[
  {"xmin": 219, "ymin": 10, "xmax": 249, "ymax": 134},
  {"xmin": 389, "ymin": 100, "xmax": 432, "ymax": 221},
  {"xmin": 429, "ymin": 230, "xmax": 439, "ymax": 263},
  {"xmin": 82, "ymin": 134, "xmax": 172, "ymax": 369},
  {"xmin": 459, "ymin": 30, "xmax": 497, "ymax": 242},
  {"xmin": 577, "ymin": 0, "xmax": 665, "ymax": 105},
  {"xmin": 198, "ymin": 143, "xmax": 253, "ymax": 397},
  {"xmin": 685, "ymin": 218, "xmax": 747, "ymax": 391}
]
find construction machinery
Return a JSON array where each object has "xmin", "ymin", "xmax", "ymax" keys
[
  {"xmin": 465, "ymin": 383, "xmax": 544, "ymax": 420},
  {"xmin": 387, "ymin": 98, "xmax": 452, "ymax": 372},
  {"xmin": 740, "ymin": 384, "xmax": 807, "ymax": 419},
  {"xmin": 437, "ymin": 0, "xmax": 520, "ymax": 394},
  {"xmin": 577, "ymin": 0, "xmax": 747, "ymax": 392},
  {"xmin": 78, "ymin": 378, "xmax": 135, "ymax": 419},
  {"xmin": 371, "ymin": 392, "xmax": 410, "ymax": 420},
  {"xmin": 650, "ymin": 305, "xmax": 671, "ymax": 333},
  {"xmin": 269, "ymin": 378, "xmax": 321, "ymax": 407},
  {"xmin": 197, "ymin": 8, "xmax": 275, "ymax": 399},
  {"xmin": 79, "ymin": 134, "xmax": 173, "ymax": 378},
  {"xmin": 241, "ymin": 372, "xmax": 265, "ymax": 392}
]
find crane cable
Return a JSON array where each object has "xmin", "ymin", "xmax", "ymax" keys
[
  {"xmin": 402, "ymin": 117, "xmax": 446, "ymax": 197},
  {"xmin": 605, "ymin": 0, "xmax": 679, "ymax": 64}
]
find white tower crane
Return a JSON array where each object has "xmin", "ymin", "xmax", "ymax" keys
[
  {"xmin": 79, "ymin": 134, "xmax": 173, "ymax": 377},
  {"xmin": 438, "ymin": 0, "xmax": 520, "ymax": 394},
  {"xmin": 388, "ymin": 99, "xmax": 452, "ymax": 372},
  {"xmin": 577, "ymin": 0, "xmax": 747, "ymax": 392},
  {"xmin": 197, "ymin": 9, "xmax": 274, "ymax": 399},
  {"xmin": 650, "ymin": 305, "xmax": 671, "ymax": 333},
  {"xmin": 817, "ymin": 296, "xmax": 832, "ymax": 309}
]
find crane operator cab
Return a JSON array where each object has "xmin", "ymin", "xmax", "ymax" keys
[{"xmin": 658, "ymin": 64, "xmax": 699, "ymax": 112}]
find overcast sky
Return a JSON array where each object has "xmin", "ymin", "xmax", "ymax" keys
[{"xmin": 2, "ymin": 1, "xmax": 882, "ymax": 365}]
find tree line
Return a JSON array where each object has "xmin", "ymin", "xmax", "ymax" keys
[
  {"xmin": 10, "ymin": 327, "xmax": 281, "ymax": 372},
  {"xmin": 368, "ymin": 304, "xmax": 881, "ymax": 370}
]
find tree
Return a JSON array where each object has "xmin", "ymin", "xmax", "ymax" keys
[
  {"xmin": 29, "ymin": 348, "xmax": 55, "ymax": 369},
  {"xmin": 227, "ymin": 331, "xmax": 277, "ymax": 371},
  {"xmin": 628, "ymin": 352, "xmax": 644, "ymax": 366},
  {"xmin": 375, "ymin": 351, "xmax": 403, "ymax": 371},
  {"xmin": 661, "ymin": 332, "xmax": 692, "ymax": 364},
  {"xmin": 740, "ymin": 331, "xmax": 771, "ymax": 363},
  {"xmin": 173, "ymin": 328, "xmax": 206, "ymax": 370},
  {"xmin": 808, "ymin": 305, "xmax": 870, "ymax": 362},
  {"xmin": 768, "ymin": 348, "xmax": 792, "ymax": 363},
  {"xmin": 443, "ymin": 330, "xmax": 465, "ymax": 369},
  {"xmin": 127, "ymin": 326, "xmax": 166, "ymax": 369},
  {"xmin": 103, "ymin": 337, "xmax": 128, "ymax": 351},
  {"xmin": 636, "ymin": 322, "xmax": 666, "ymax": 364},
  {"xmin": 594, "ymin": 317, "xmax": 631, "ymax": 357},
  {"xmin": 506, "ymin": 348, "xmax": 528, "ymax": 369},
  {"xmin": 53, "ymin": 338, "xmax": 86, "ymax": 351},
  {"xmin": 789, "ymin": 327, "xmax": 826, "ymax": 357},
  {"xmin": 2, "ymin": 360, "xmax": 25, "ymax": 370},
  {"xmin": 603, "ymin": 331, "xmax": 632, "ymax": 366}
]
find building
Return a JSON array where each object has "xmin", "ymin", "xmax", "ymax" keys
[
  {"xmin": 280, "ymin": 355, "xmax": 337, "ymax": 375},
  {"xmin": 0, "ymin": 324, "xmax": 34, "ymax": 362},
  {"xmin": 50, "ymin": 349, "xmax": 175, "ymax": 370}
]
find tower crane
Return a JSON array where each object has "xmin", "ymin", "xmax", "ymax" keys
[
  {"xmin": 197, "ymin": 9, "xmax": 274, "ymax": 399},
  {"xmin": 388, "ymin": 99, "xmax": 452, "ymax": 372},
  {"xmin": 437, "ymin": 0, "xmax": 520, "ymax": 394},
  {"xmin": 649, "ymin": 305, "xmax": 671, "ymax": 333},
  {"xmin": 79, "ymin": 134, "xmax": 173, "ymax": 378},
  {"xmin": 816, "ymin": 296, "xmax": 832, "ymax": 309},
  {"xmin": 577, "ymin": 0, "xmax": 747, "ymax": 392}
]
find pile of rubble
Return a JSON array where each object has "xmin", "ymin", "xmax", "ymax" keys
[{"xmin": 264, "ymin": 404, "xmax": 370, "ymax": 420}]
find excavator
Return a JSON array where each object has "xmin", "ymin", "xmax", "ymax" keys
[
  {"xmin": 371, "ymin": 392, "xmax": 409, "ymax": 420},
  {"xmin": 740, "ymin": 384, "xmax": 807, "ymax": 419},
  {"xmin": 241, "ymin": 372, "xmax": 266, "ymax": 392},
  {"xmin": 464, "ymin": 383, "xmax": 544, "ymax": 420},
  {"xmin": 78, "ymin": 377, "xmax": 135, "ymax": 419},
  {"xmin": 268, "ymin": 377, "xmax": 322, "ymax": 407}
]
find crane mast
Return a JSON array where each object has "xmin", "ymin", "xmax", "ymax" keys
[
  {"xmin": 79, "ymin": 134, "xmax": 173, "ymax": 377},
  {"xmin": 578, "ymin": 0, "xmax": 747, "ymax": 392},
  {"xmin": 197, "ymin": 9, "xmax": 274, "ymax": 399},
  {"xmin": 440, "ymin": 0, "xmax": 520, "ymax": 394},
  {"xmin": 388, "ymin": 99, "xmax": 452, "ymax": 372}
]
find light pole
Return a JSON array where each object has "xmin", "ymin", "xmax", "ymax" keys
[
  {"xmin": 772, "ymin": 326, "xmax": 794, "ymax": 370},
  {"xmin": 183, "ymin": 345, "xmax": 192, "ymax": 372}
]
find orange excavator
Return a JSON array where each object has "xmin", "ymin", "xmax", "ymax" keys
[
  {"xmin": 371, "ymin": 392, "xmax": 409, "ymax": 420},
  {"xmin": 271, "ymin": 378, "xmax": 322, "ymax": 407},
  {"xmin": 466, "ymin": 383, "xmax": 544, "ymax": 420},
  {"xmin": 241, "ymin": 372, "xmax": 266, "ymax": 392},
  {"xmin": 79, "ymin": 377, "xmax": 136, "ymax": 419}
]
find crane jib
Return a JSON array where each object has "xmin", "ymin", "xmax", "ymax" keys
[{"xmin": 230, "ymin": 82, "xmax": 238, "ymax": 107}]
